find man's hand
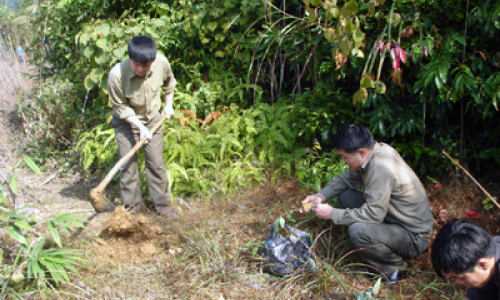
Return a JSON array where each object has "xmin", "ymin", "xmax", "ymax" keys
[
  {"xmin": 302, "ymin": 193, "xmax": 326, "ymax": 205},
  {"xmin": 139, "ymin": 126, "xmax": 152, "ymax": 141},
  {"xmin": 161, "ymin": 105, "xmax": 175, "ymax": 119},
  {"xmin": 162, "ymin": 92, "xmax": 175, "ymax": 119},
  {"xmin": 311, "ymin": 203, "xmax": 333, "ymax": 220}
]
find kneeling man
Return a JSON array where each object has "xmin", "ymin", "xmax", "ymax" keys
[{"xmin": 303, "ymin": 123, "xmax": 434, "ymax": 283}]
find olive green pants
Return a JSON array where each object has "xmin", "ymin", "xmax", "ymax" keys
[
  {"xmin": 112, "ymin": 114, "xmax": 170, "ymax": 210},
  {"xmin": 337, "ymin": 190, "xmax": 430, "ymax": 276}
]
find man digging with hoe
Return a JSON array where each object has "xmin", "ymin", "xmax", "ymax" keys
[
  {"xmin": 302, "ymin": 123, "xmax": 434, "ymax": 284},
  {"xmin": 90, "ymin": 35, "xmax": 177, "ymax": 218}
]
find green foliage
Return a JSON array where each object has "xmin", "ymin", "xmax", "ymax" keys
[
  {"xmin": 23, "ymin": 0, "xmax": 500, "ymax": 194},
  {"xmin": 18, "ymin": 82, "xmax": 101, "ymax": 164},
  {"xmin": 297, "ymin": 148, "xmax": 348, "ymax": 192},
  {"xmin": 354, "ymin": 278, "xmax": 383, "ymax": 300},
  {"xmin": 75, "ymin": 123, "xmax": 116, "ymax": 170},
  {"xmin": 0, "ymin": 159, "xmax": 86, "ymax": 296}
]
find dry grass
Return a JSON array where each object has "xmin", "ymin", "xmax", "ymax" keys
[
  {"xmin": 0, "ymin": 42, "xmax": 32, "ymax": 113},
  {"xmin": 36, "ymin": 177, "xmax": 494, "ymax": 300}
]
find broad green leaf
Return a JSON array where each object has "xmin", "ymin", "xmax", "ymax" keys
[
  {"xmin": 113, "ymin": 46, "xmax": 126, "ymax": 59},
  {"xmin": 154, "ymin": 18, "xmax": 166, "ymax": 28},
  {"xmin": 84, "ymin": 75, "xmax": 96, "ymax": 91},
  {"xmin": 79, "ymin": 32, "xmax": 90, "ymax": 45},
  {"xmin": 23, "ymin": 155, "xmax": 41, "ymax": 173},
  {"xmin": 6, "ymin": 227, "xmax": 26, "ymax": 245},
  {"xmin": 353, "ymin": 29, "xmax": 365, "ymax": 44},
  {"xmin": 360, "ymin": 77, "xmax": 374, "ymax": 88},
  {"xmin": 374, "ymin": 81, "xmax": 386, "ymax": 94},
  {"xmin": 345, "ymin": 21, "xmax": 355, "ymax": 33},
  {"xmin": 353, "ymin": 88, "xmax": 368, "ymax": 105},
  {"xmin": 95, "ymin": 23, "xmax": 110, "ymax": 36},
  {"xmin": 83, "ymin": 47, "xmax": 94, "ymax": 59},
  {"xmin": 95, "ymin": 52, "xmax": 107, "ymax": 64},
  {"xmin": 114, "ymin": 28, "xmax": 123, "ymax": 38},
  {"xmin": 48, "ymin": 221, "xmax": 62, "ymax": 248},
  {"xmin": 345, "ymin": 0, "xmax": 359, "ymax": 13},
  {"xmin": 279, "ymin": 217, "xmax": 285, "ymax": 228},
  {"xmin": 324, "ymin": 28, "xmax": 336, "ymax": 42},
  {"xmin": 206, "ymin": 21, "xmax": 217, "ymax": 32},
  {"xmin": 339, "ymin": 37, "xmax": 351, "ymax": 56},
  {"xmin": 387, "ymin": 13, "xmax": 401, "ymax": 27},
  {"xmin": 368, "ymin": 2, "xmax": 375, "ymax": 16},
  {"xmin": 215, "ymin": 51, "xmax": 225, "ymax": 58},
  {"xmin": 273, "ymin": 218, "xmax": 280, "ymax": 232},
  {"xmin": 215, "ymin": 33, "xmax": 225, "ymax": 42},
  {"xmin": 96, "ymin": 38, "xmax": 107, "ymax": 50},
  {"xmin": 332, "ymin": 7, "xmax": 340, "ymax": 18},
  {"xmin": 351, "ymin": 48, "xmax": 364, "ymax": 58},
  {"xmin": 14, "ymin": 219, "xmax": 33, "ymax": 231},
  {"xmin": 8, "ymin": 175, "xmax": 18, "ymax": 195},
  {"xmin": 310, "ymin": 0, "xmax": 321, "ymax": 6}
]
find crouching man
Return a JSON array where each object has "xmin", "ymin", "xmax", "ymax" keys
[
  {"xmin": 431, "ymin": 219, "xmax": 499, "ymax": 300},
  {"xmin": 302, "ymin": 123, "xmax": 434, "ymax": 283}
]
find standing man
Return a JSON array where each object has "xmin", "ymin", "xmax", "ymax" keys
[
  {"xmin": 302, "ymin": 123, "xmax": 434, "ymax": 283},
  {"xmin": 431, "ymin": 219, "xmax": 499, "ymax": 300},
  {"xmin": 106, "ymin": 35, "xmax": 177, "ymax": 217}
]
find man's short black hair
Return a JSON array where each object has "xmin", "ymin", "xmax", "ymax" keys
[
  {"xmin": 128, "ymin": 35, "xmax": 156, "ymax": 64},
  {"xmin": 431, "ymin": 219, "xmax": 495, "ymax": 278},
  {"xmin": 332, "ymin": 123, "xmax": 374, "ymax": 153}
]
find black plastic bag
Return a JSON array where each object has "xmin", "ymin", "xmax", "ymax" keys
[{"xmin": 258, "ymin": 225, "xmax": 318, "ymax": 277}]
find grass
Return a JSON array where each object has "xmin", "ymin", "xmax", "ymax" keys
[{"xmin": 32, "ymin": 179, "xmax": 471, "ymax": 300}]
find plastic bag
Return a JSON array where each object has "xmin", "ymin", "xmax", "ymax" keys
[{"xmin": 258, "ymin": 225, "xmax": 318, "ymax": 277}]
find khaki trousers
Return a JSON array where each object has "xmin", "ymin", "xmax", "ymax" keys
[
  {"xmin": 337, "ymin": 190, "xmax": 430, "ymax": 276},
  {"xmin": 111, "ymin": 114, "xmax": 170, "ymax": 209}
]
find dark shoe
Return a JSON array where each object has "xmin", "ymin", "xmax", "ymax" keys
[
  {"xmin": 382, "ymin": 270, "xmax": 406, "ymax": 286},
  {"xmin": 156, "ymin": 206, "xmax": 177, "ymax": 218},
  {"xmin": 124, "ymin": 203, "xmax": 142, "ymax": 214}
]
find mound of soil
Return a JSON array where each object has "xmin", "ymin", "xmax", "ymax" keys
[{"xmin": 92, "ymin": 207, "xmax": 170, "ymax": 265}]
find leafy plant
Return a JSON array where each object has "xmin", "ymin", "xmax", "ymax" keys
[{"xmin": 0, "ymin": 157, "xmax": 86, "ymax": 296}]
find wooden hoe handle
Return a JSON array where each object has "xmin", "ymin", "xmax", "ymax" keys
[{"xmin": 93, "ymin": 115, "xmax": 167, "ymax": 194}]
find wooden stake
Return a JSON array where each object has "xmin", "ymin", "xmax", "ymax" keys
[{"xmin": 442, "ymin": 150, "xmax": 500, "ymax": 210}]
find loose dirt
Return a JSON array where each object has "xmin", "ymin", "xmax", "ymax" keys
[{"xmin": 92, "ymin": 207, "xmax": 171, "ymax": 265}]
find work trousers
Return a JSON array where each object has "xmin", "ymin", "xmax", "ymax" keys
[
  {"xmin": 112, "ymin": 114, "xmax": 170, "ymax": 210},
  {"xmin": 337, "ymin": 189, "xmax": 430, "ymax": 276}
]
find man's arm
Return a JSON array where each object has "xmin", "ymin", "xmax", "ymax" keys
[
  {"xmin": 161, "ymin": 92, "xmax": 175, "ymax": 119},
  {"xmin": 108, "ymin": 71, "xmax": 151, "ymax": 141}
]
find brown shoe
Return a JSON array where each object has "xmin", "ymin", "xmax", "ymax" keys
[{"xmin": 156, "ymin": 206, "xmax": 177, "ymax": 218}]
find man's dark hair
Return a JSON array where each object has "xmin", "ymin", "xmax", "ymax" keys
[
  {"xmin": 332, "ymin": 123, "xmax": 374, "ymax": 153},
  {"xmin": 431, "ymin": 219, "xmax": 495, "ymax": 278},
  {"xmin": 128, "ymin": 35, "xmax": 156, "ymax": 64}
]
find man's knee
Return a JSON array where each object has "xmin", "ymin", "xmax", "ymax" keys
[
  {"xmin": 338, "ymin": 189, "xmax": 365, "ymax": 209},
  {"xmin": 348, "ymin": 223, "xmax": 371, "ymax": 248}
]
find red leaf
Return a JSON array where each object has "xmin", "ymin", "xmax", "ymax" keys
[
  {"xmin": 434, "ymin": 183, "xmax": 442, "ymax": 188},
  {"xmin": 390, "ymin": 48, "xmax": 400, "ymax": 70},
  {"xmin": 399, "ymin": 47, "xmax": 407, "ymax": 64},
  {"xmin": 475, "ymin": 50, "xmax": 486, "ymax": 61},
  {"xmin": 466, "ymin": 211, "xmax": 480, "ymax": 218}
]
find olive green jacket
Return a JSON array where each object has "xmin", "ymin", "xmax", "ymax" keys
[
  {"xmin": 108, "ymin": 53, "xmax": 176, "ymax": 123},
  {"xmin": 320, "ymin": 142, "xmax": 434, "ymax": 234}
]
